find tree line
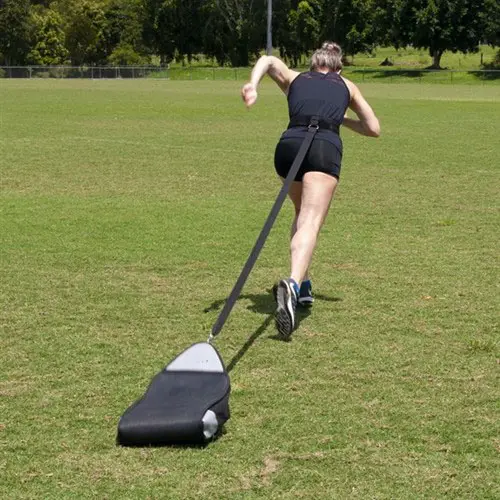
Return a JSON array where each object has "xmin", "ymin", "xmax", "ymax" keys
[{"xmin": 0, "ymin": 0, "xmax": 499, "ymax": 69}]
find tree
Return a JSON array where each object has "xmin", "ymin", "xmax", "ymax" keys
[
  {"xmin": 376, "ymin": 0, "xmax": 487, "ymax": 69},
  {"xmin": 102, "ymin": 0, "xmax": 148, "ymax": 64},
  {"xmin": 64, "ymin": 0, "xmax": 107, "ymax": 65},
  {"xmin": 108, "ymin": 42, "xmax": 148, "ymax": 64},
  {"xmin": 414, "ymin": 0, "xmax": 485, "ymax": 68},
  {"xmin": 0, "ymin": 0, "xmax": 32, "ymax": 65},
  {"xmin": 142, "ymin": 0, "xmax": 176, "ymax": 63},
  {"xmin": 203, "ymin": 0, "xmax": 267, "ymax": 66},
  {"xmin": 282, "ymin": 0, "xmax": 321, "ymax": 66},
  {"xmin": 371, "ymin": 0, "xmax": 404, "ymax": 48},
  {"xmin": 482, "ymin": 0, "xmax": 500, "ymax": 47},
  {"xmin": 319, "ymin": 0, "xmax": 376, "ymax": 58},
  {"xmin": 28, "ymin": 6, "xmax": 69, "ymax": 65}
]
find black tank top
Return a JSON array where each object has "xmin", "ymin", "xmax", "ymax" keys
[{"xmin": 281, "ymin": 71, "xmax": 350, "ymax": 151}]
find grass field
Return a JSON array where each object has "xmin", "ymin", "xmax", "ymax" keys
[{"xmin": 1, "ymin": 80, "xmax": 499, "ymax": 499}]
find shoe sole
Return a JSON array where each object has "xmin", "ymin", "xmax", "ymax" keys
[
  {"xmin": 274, "ymin": 284, "xmax": 313, "ymax": 308},
  {"xmin": 275, "ymin": 280, "xmax": 295, "ymax": 339}
]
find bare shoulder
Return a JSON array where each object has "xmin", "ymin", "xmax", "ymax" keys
[
  {"xmin": 267, "ymin": 56, "xmax": 300, "ymax": 93},
  {"xmin": 339, "ymin": 75, "xmax": 359, "ymax": 100}
]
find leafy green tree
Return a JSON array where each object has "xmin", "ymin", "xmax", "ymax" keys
[
  {"xmin": 64, "ymin": 0, "xmax": 107, "ymax": 65},
  {"xmin": 482, "ymin": 0, "xmax": 500, "ymax": 47},
  {"xmin": 372, "ymin": 0, "xmax": 406, "ymax": 48},
  {"xmin": 30, "ymin": 0, "xmax": 53, "ymax": 6},
  {"xmin": 142, "ymin": 0, "xmax": 176, "ymax": 63},
  {"xmin": 28, "ymin": 6, "xmax": 69, "ymax": 65},
  {"xmin": 203, "ymin": 0, "xmax": 266, "ymax": 67},
  {"xmin": 102, "ymin": 0, "xmax": 147, "ymax": 63},
  {"xmin": 319, "ymin": 0, "xmax": 375, "ymax": 58},
  {"xmin": 201, "ymin": 0, "xmax": 228, "ymax": 65},
  {"xmin": 411, "ymin": 0, "xmax": 485, "ymax": 68},
  {"xmin": 283, "ymin": 0, "xmax": 321, "ymax": 66},
  {"xmin": 173, "ymin": 0, "xmax": 205, "ymax": 63},
  {"xmin": 373, "ymin": 0, "xmax": 488, "ymax": 68},
  {"xmin": 144, "ymin": 0, "xmax": 204, "ymax": 64},
  {"xmin": 0, "ymin": 0, "xmax": 32, "ymax": 65},
  {"xmin": 108, "ymin": 42, "xmax": 148, "ymax": 64}
]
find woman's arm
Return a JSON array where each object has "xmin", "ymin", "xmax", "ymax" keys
[
  {"xmin": 341, "ymin": 78, "xmax": 381, "ymax": 137},
  {"xmin": 241, "ymin": 55, "xmax": 299, "ymax": 108}
]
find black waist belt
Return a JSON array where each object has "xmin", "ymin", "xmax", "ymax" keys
[{"xmin": 288, "ymin": 115, "xmax": 339, "ymax": 134}]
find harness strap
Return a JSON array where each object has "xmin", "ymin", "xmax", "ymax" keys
[
  {"xmin": 209, "ymin": 117, "xmax": 320, "ymax": 341},
  {"xmin": 288, "ymin": 115, "xmax": 340, "ymax": 134}
]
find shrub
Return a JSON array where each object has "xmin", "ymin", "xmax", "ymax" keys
[{"xmin": 107, "ymin": 44, "xmax": 149, "ymax": 66}]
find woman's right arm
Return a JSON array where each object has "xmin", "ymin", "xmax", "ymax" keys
[
  {"xmin": 342, "ymin": 79, "xmax": 381, "ymax": 137},
  {"xmin": 241, "ymin": 56, "xmax": 299, "ymax": 108}
]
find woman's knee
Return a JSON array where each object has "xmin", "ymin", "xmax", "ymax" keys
[
  {"xmin": 298, "ymin": 204, "xmax": 329, "ymax": 228},
  {"xmin": 296, "ymin": 217, "xmax": 324, "ymax": 240}
]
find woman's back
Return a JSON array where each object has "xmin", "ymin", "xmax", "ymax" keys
[
  {"xmin": 288, "ymin": 71, "xmax": 350, "ymax": 124},
  {"xmin": 282, "ymin": 71, "xmax": 350, "ymax": 148}
]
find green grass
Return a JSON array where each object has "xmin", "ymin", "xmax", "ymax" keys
[{"xmin": 1, "ymin": 80, "xmax": 499, "ymax": 499}]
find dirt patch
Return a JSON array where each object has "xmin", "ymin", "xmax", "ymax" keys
[{"xmin": 260, "ymin": 456, "xmax": 280, "ymax": 485}]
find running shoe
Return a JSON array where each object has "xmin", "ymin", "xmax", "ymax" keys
[
  {"xmin": 275, "ymin": 279, "xmax": 298, "ymax": 339},
  {"xmin": 298, "ymin": 280, "xmax": 314, "ymax": 307}
]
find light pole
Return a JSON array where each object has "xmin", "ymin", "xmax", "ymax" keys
[{"xmin": 266, "ymin": 0, "xmax": 272, "ymax": 55}]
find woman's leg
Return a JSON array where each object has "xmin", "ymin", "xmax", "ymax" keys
[
  {"xmin": 275, "ymin": 171, "xmax": 337, "ymax": 338},
  {"xmin": 289, "ymin": 171, "xmax": 338, "ymax": 285},
  {"xmin": 286, "ymin": 181, "xmax": 310, "ymax": 282}
]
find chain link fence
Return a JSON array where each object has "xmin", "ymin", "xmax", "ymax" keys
[{"xmin": 0, "ymin": 65, "xmax": 499, "ymax": 83}]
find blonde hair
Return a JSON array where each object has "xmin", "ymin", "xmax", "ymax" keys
[{"xmin": 310, "ymin": 41, "xmax": 343, "ymax": 72}]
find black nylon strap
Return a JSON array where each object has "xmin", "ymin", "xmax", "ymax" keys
[{"xmin": 210, "ymin": 119, "xmax": 319, "ymax": 339}]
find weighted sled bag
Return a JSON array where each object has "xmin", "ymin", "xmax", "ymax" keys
[{"xmin": 117, "ymin": 342, "xmax": 230, "ymax": 446}]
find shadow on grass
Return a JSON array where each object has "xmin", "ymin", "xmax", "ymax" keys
[
  {"xmin": 348, "ymin": 67, "xmax": 500, "ymax": 82},
  {"xmin": 205, "ymin": 288, "xmax": 342, "ymax": 372},
  {"xmin": 370, "ymin": 69, "xmax": 425, "ymax": 79},
  {"xmin": 468, "ymin": 70, "xmax": 500, "ymax": 81},
  {"xmin": 226, "ymin": 314, "xmax": 273, "ymax": 372},
  {"xmin": 204, "ymin": 288, "xmax": 342, "ymax": 316}
]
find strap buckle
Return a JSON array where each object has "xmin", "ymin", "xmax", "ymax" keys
[{"xmin": 308, "ymin": 117, "xmax": 319, "ymax": 130}]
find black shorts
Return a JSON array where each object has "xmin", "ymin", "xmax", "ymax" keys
[{"xmin": 274, "ymin": 137, "xmax": 342, "ymax": 181}]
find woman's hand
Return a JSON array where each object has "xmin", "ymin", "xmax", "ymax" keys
[{"xmin": 241, "ymin": 83, "xmax": 258, "ymax": 108}]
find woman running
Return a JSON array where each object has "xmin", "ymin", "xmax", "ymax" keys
[{"xmin": 241, "ymin": 41, "xmax": 380, "ymax": 339}]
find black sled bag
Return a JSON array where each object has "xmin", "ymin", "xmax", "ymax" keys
[{"xmin": 117, "ymin": 342, "xmax": 230, "ymax": 446}]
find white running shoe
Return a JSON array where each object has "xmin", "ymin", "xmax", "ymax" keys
[{"xmin": 275, "ymin": 279, "xmax": 298, "ymax": 339}]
